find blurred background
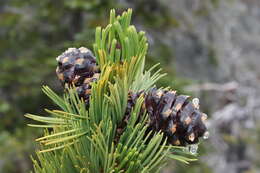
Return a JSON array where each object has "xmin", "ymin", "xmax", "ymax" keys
[{"xmin": 1, "ymin": 0, "xmax": 260, "ymax": 172}]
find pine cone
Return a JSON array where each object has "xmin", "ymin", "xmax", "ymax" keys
[
  {"xmin": 56, "ymin": 47, "xmax": 99, "ymax": 86},
  {"xmin": 144, "ymin": 88, "xmax": 208, "ymax": 146},
  {"xmin": 56, "ymin": 47, "xmax": 100, "ymax": 104}
]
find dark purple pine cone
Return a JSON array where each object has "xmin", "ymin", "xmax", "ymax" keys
[
  {"xmin": 56, "ymin": 47, "xmax": 99, "ymax": 86},
  {"xmin": 144, "ymin": 88, "xmax": 208, "ymax": 146},
  {"xmin": 56, "ymin": 47, "xmax": 100, "ymax": 104}
]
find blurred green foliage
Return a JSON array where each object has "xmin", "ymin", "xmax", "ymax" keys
[{"xmin": 0, "ymin": 128, "xmax": 37, "ymax": 172}]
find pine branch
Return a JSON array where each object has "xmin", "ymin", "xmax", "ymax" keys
[{"xmin": 25, "ymin": 8, "xmax": 208, "ymax": 173}]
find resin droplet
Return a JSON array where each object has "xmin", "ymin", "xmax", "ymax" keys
[
  {"xmin": 188, "ymin": 133, "xmax": 195, "ymax": 142},
  {"xmin": 201, "ymin": 113, "xmax": 208, "ymax": 121},
  {"xmin": 192, "ymin": 98, "xmax": 200, "ymax": 109},
  {"xmin": 203, "ymin": 131, "xmax": 210, "ymax": 139},
  {"xmin": 189, "ymin": 144, "xmax": 198, "ymax": 155}
]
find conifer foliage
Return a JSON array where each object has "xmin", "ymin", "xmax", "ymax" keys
[{"xmin": 25, "ymin": 9, "xmax": 208, "ymax": 173}]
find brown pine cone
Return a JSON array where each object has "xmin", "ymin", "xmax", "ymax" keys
[
  {"xmin": 144, "ymin": 88, "xmax": 208, "ymax": 146},
  {"xmin": 56, "ymin": 47, "xmax": 99, "ymax": 86},
  {"xmin": 56, "ymin": 47, "xmax": 100, "ymax": 104}
]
